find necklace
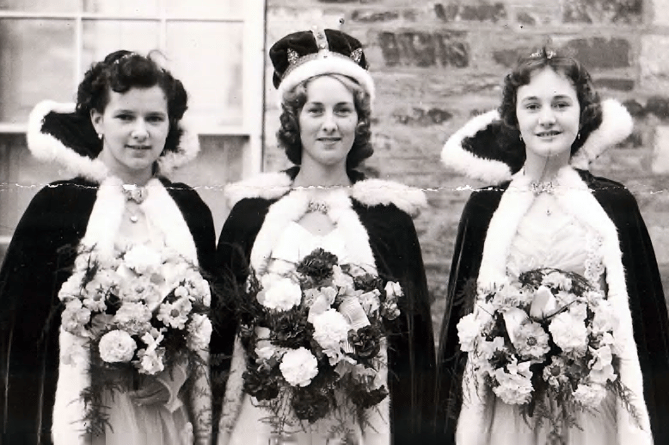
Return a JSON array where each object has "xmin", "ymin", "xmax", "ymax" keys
[
  {"xmin": 122, "ymin": 184, "xmax": 148, "ymax": 204},
  {"xmin": 307, "ymin": 200, "xmax": 329, "ymax": 214},
  {"xmin": 122, "ymin": 184, "xmax": 147, "ymax": 223}
]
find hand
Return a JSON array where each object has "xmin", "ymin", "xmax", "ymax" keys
[{"xmin": 128, "ymin": 375, "xmax": 170, "ymax": 406}]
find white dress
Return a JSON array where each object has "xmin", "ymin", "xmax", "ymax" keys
[{"xmin": 482, "ymin": 193, "xmax": 616, "ymax": 444}]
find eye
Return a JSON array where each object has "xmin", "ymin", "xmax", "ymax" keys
[
  {"xmin": 304, "ymin": 105, "xmax": 323, "ymax": 116},
  {"xmin": 116, "ymin": 113, "xmax": 133, "ymax": 121},
  {"xmin": 553, "ymin": 101, "xmax": 571, "ymax": 110},
  {"xmin": 524, "ymin": 103, "xmax": 540, "ymax": 111},
  {"xmin": 335, "ymin": 105, "xmax": 354, "ymax": 116},
  {"xmin": 147, "ymin": 114, "xmax": 166, "ymax": 123}
]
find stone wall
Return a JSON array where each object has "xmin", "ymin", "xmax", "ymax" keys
[{"xmin": 263, "ymin": 0, "xmax": 669, "ymax": 341}]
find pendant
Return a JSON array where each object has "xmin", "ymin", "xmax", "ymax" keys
[
  {"xmin": 129, "ymin": 214, "xmax": 139, "ymax": 223},
  {"xmin": 546, "ymin": 208, "xmax": 552, "ymax": 216},
  {"xmin": 307, "ymin": 201, "xmax": 328, "ymax": 214}
]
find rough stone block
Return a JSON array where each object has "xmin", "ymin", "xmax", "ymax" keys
[
  {"xmin": 377, "ymin": 30, "xmax": 469, "ymax": 68},
  {"xmin": 563, "ymin": 0, "xmax": 643, "ymax": 24},
  {"xmin": 562, "ymin": 37, "xmax": 631, "ymax": 69},
  {"xmin": 351, "ymin": 10, "xmax": 401, "ymax": 23},
  {"xmin": 391, "ymin": 107, "xmax": 454, "ymax": 126},
  {"xmin": 646, "ymin": 96, "xmax": 669, "ymax": 119},
  {"xmin": 652, "ymin": 125, "xmax": 669, "ymax": 174},
  {"xmin": 434, "ymin": 2, "xmax": 507, "ymax": 23},
  {"xmin": 652, "ymin": 0, "xmax": 669, "ymax": 25},
  {"xmin": 593, "ymin": 78, "xmax": 635, "ymax": 91},
  {"xmin": 640, "ymin": 35, "xmax": 669, "ymax": 91}
]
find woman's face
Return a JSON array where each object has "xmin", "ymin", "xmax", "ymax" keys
[
  {"xmin": 91, "ymin": 85, "xmax": 169, "ymax": 181},
  {"xmin": 516, "ymin": 67, "xmax": 581, "ymax": 160},
  {"xmin": 298, "ymin": 76, "xmax": 358, "ymax": 170}
]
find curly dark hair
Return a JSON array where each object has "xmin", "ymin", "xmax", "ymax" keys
[
  {"xmin": 76, "ymin": 50, "xmax": 188, "ymax": 156},
  {"xmin": 276, "ymin": 73, "xmax": 373, "ymax": 171},
  {"xmin": 498, "ymin": 48, "xmax": 603, "ymax": 165}
]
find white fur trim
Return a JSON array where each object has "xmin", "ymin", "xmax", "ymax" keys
[
  {"xmin": 52, "ymin": 331, "xmax": 90, "ymax": 445},
  {"xmin": 156, "ymin": 118, "xmax": 200, "ymax": 175},
  {"xmin": 225, "ymin": 172, "xmax": 426, "ymax": 217},
  {"xmin": 472, "ymin": 166, "xmax": 652, "ymax": 440},
  {"xmin": 27, "ymin": 100, "xmax": 199, "ymax": 183},
  {"xmin": 441, "ymin": 110, "xmax": 514, "ymax": 184},
  {"xmin": 224, "ymin": 172, "xmax": 293, "ymax": 208},
  {"xmin": 351, "ymin": 178, "xmax": 427, "ymax": 217},
  {"xmin": 276, "ymin": 54, "xmax": 375, "ymax": 106},
  {"xmin": 249, "ymin": 188, "xmax": 377, "ymax": 275},
  {"xmin": 28, "ymin": 100, "xmax": 109, "ymax": 182},
  {"xmin": 443, "ymin": 99, "xmax": 633, "ymax": 184},
  {"xmin": 571, "ymin": 98, "xmax": 634, "ymax": 170}
]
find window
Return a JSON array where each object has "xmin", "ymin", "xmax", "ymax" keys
[{"xmin": 0, "ymin": 0, "xmax": 265, "ymax": 257}]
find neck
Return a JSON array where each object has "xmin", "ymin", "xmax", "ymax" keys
[
  {"xmin": 523, "ymin": 149, "xmax": 570, "ymax": 183},
  {"xmin": 292, "ymin": 161, "xmax": 352, "ymax": 188},
  {"xmin": 98, "ymin": 154, "xmax": 153, "ymax": 185}
]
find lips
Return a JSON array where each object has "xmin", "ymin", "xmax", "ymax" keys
[
  {"xmin": 126, "ymin": 145, "xmax": 151, "ymax": 150},
  {"xmin": 536, "ymin": 130, "xmax": 561, "ymax": 137}
]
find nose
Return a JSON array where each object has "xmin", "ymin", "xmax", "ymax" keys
[
  {"xmin": 320, "ymin": 111, "xmax": 337, "ymax": 133},
  {"xmin": 131, "ymin": 119, "xmax": 149, "ymax": 140},
  {"xmin": 538, "ymin": 106, "xmax": 556, "ymax": 126}
]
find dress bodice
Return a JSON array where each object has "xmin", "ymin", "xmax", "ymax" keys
[
  {"xmin": 266, "ymin": 221, "xmax": 349, "ymax": 276},
  {"xmin": 507, "ymin": 192, "xmax": 604, "ymax": 284}
]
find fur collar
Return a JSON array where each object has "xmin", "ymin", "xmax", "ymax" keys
[
  {"xmin": 441, "ymin": 99, "xmax": 633, "ymax": 184},
  {"xmin": 27, "ymin": 100, "xmax": 199, "ymax": 183},
  {"xmin": 224, "ymin": 171, "xmax": 427, "ymax": 218}
]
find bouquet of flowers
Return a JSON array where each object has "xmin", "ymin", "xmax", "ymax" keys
[
  {"xmin": 457, "ymin": 267, "xmax": 637, "ymax": 439},
  {"xmin": 58, "ymin": 243, "xmax": 213, "ymax": 432},
  {"xmin": 234, "ymin": 248, "xmax": 402, "ymax": 432}
]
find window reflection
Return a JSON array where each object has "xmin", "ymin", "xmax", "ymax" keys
[
  {"xmin": 0, "ymin": 19, "xmax": 75, "ymax": 123},
  {"xmin": 80, "ymin": 20, "xmax": 160, "ymax": 76},
  {"xmin": 166, "ymin": 21, "xmax": 244, "ymax": 127}
]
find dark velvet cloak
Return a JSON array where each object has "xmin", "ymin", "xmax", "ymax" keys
[
  {"xmin": 0, "ymin": 177, "xmax": 216, "ymax": 445},
  {"xmin": 434, "ymin": 169, "xmax": 669, "ymax": 444},
  {"xmin": 211, "ymin": 173, "xmax": 437, "ymax": 445}
]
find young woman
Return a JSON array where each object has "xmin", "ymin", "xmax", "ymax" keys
[
  {"xmin": 212, "ymin": 29, "xmax": 436, "ymax": 445},
  {"xmin": 0, "ymin": 50, "xmax": 214, "ymax": 445},
  {"xmin": 435, "ymin": 49, "xmax": 669, "ymax": 444}
]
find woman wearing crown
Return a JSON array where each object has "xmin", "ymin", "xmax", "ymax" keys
[
  {"xmin": 212, "ymin": 28, "xmax": 436, "ymax": 445},
  {"xmin": 0, "ymin": 51, "xmax": 215, "ymax": 444},
  {"xmin": 434, "ymin": 49, "xmax": 669, "ymax": 445}
]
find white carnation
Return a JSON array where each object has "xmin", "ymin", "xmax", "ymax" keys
[
  {"xmin": 457, "ymin": 314, "xmax": 481, "ymax": 353},
  {"xmin": 312, "ymin": 309, "xmax": 350, "ymax": 350},
  {"xmin": 573, "ymin": 383, "xmax": 607, "ymax": 408},
  {"xmin": 548, "ymin": 311, "xmax": 588, "ymax": 356},
  {"xmin": 280, "ymin": 347, "xmax": 318, "ymax": 387},
  {"xmin": 99, "ymin": 330, "xmax": 137, "ymax": 363},
  {"xmin": 123, "ymin": 244, "xmax": 163, "ymax": 275},
  {"xmin": 259, "ymin": 276, "xmax": 302, "ymax": 311}
]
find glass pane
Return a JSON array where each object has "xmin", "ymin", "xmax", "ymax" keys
[
  {"xmin": 166, "ymin": 21, "xmax": 244, "ymax": 128},
  {"xmin": 80, "ymin": 20, "xmax": 161, "ymax": 76},
  {"xmin": 0, "ymin": 19, "xmax": 75, "ymax": 123},
  {"xmin": 83, "ymin": 0, "xmax": 160, "ymax": 16},
  {"xmin": 165, "ymin": 0, "xmax": 236, "ymax": 18},
  {"xmin": 170, "ymin": 135, "xmax": 246, "ymax": 235},
  {"xmin": 0, "ymin": 0, "xmax": 79, "ymax": 13}
]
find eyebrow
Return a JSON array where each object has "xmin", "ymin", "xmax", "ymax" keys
[{"xmin": 519, "ymin": 94, "xmax": 574, "ymax": 102}]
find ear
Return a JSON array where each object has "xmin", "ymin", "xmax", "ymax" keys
[{"xmin": 90, "ymin": 108, "xmax": 103, "ymax": 135}]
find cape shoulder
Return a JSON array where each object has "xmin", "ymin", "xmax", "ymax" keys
[{"xmin": 224, "ymin": 171, "xmax": 427, "ymax": 217}]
